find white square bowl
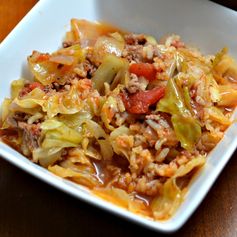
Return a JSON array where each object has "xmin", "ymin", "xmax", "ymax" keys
[{"xmin": 1, "ymin": 0, "xmax": 237, "ymax": 233}]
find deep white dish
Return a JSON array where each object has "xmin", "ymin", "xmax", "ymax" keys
[{"xmin": 0, "ymin": 0, "xmax": 237, "ymax": 233}]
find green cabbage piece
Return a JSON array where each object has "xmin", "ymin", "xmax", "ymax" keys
[
  {"xmin": 157, "ymin": 77, "xmax": 190, "ymax": 116},
  {"xmin": 11, "ymin": 79, "xmax": 25, "ymax": 98},
  {"xmin": 92, "ymin": 54, "xmax": 128, "ymax": 93},
  {"xmin": 145, "ymin": 35, "xmax": 157, "ymax": 45},
  {"xmin": 171, "ymin": 114, "xmax": 201, "ymax": 151},
  {"xmin": 33, "ymin": 119, "xmax": 84, "ymax": 167},
  {"xmin": 212, "ymin": 47, "xmax": 228, "ymax": 67},
  {"xmin": 28, "ymin": 45, "xmax": 84, "ymax": 86},
  {"xmin": 101, "ymin": 96, "xmax": 118, "ymax": 130},
  {"xmin": 1, "ymin": 98, "xmax": 12, "ymax": 123},
  {"xmin": 13, "ymin": 88, "xmax": 45, "ymax": 108},
  {"xmin": 10, "ymin": 88, "xmax": 45, "ymax": 115},
  {"xmin": 151, "ymin": 156, "xmax": 205, "ymax": 220},
  {"xmin": 42, "ymin": 86, "xmax": 83, "ymax": 118},
  {"xmin": 97, "ymin": 139, "xmax": 114, "ymax": 160},
  {"xmin": 207, "ymin": 107, "xmax": 231, "ymax": 126},
  {"xmin": 28, "ymin": 56, "xmax": 59, "ymax": 86},
  {"xmin": 183, "ymin": 86, "xmax": 194, "ymax": 115},
  {"xmin": 33, "ymin": 147, "xmax": 62, "ymax": 167},
  {"xmin": 174, "ymin": 155, "xmax": 205, "ymax": 178},
  {"xmin": 157, "ymin": 77, "xmax": 201, "ymax": 150},
  {"xmin": 49, "ymin": 164, "xmax": 100, "ymax": 188},
  {"xmin": 93, "ymin": 35, "xmax": 125, "ymax": 64},
  {"xmin": 85, "ymin": 120, "xmax": 107, "ymax": 139},
  {"xmin": 85, "ymin": 120, "xmax": 114, "ymax": 160},
  {"xmin": 151, "ymin": 178, "xmax": 182, "ymax": 220},
  {"xmin": 110, "ymin": 126, "xmax": 130, "ymax": 158},
  {"xmin": 41, "ymin": 119, "xmax": 83, "ymax": 149},
  {"xmin": 58, "ymin": 111, "xmax": 92, "ymax": 131}
]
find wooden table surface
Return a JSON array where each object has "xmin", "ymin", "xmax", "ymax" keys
[{"xmin": 0, "ymin": 1, "xmax": 237, "ymax": 237}]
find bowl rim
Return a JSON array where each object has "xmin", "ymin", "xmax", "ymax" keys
[{"xmin": 1, "ymin": 0, "xmax": 237, "ymax": 233}]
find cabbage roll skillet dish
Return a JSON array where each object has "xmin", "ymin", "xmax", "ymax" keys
[{"xmin": 1, "ymin": 19, "xmax": 237, "ymax": 220}]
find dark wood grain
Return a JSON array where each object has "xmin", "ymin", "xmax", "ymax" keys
[
  {"xmin": 0, "ymin": 154, "xmax": 236, "ymax": 237},
  {"xmin": 212, "ymin": 0, "xmax": 237, "ymax": 10},
  {"xmin": 0, "ymin": 1, "xmax": 237, "ymax": 237},
  {"xmin": 0, "ymin": 0, "xmax": 37, "ymax": 42}
]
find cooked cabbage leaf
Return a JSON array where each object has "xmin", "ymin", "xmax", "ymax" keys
[
  {"xmin": 33, "ymin": 147, "xmax": 62, "ymax": 167},
  {"xmin": 152, "ymin": 156, "xmax": 205, "ymax": 220},
  {"xmin": 85, "ymin": 120, "xmax": 114, "ymax": 160},
  {"xmin": 92, "ymin": 54, "xmax": 128, "ymax": 93},
  {"xmin": 101, "ymin": 96, "xmax": 118, "ymax": 130},
  {"xmin": 171, "ymin": 114, "xmax": 201, "ymax": 151},
  {"xmin": 157, "ymin": 77, "xmax": 190, "ymax": 116},
  {"xmin": 11, "ymin": 79, "xmax": 25, "ymax": 98},
  {"xmin": 157, "ymin": 78, "xmax": 201, "ymax": 150},
  {"xmin": 151, "ymin": 178, "xmax": 182, "ymax": 220},
  {"xmin": 92, "ymin": 35, "xmax": 125, "ymax": 64},
  {"xmin": 41, "ymin": 119, "xmax": 83, "ymax": 149},
  {"xmin": 28, "ymin": 46, "xmax": 84, "ymax": 85},
  {"xmin": 49, "ymin": 165, "xmax": 100, "ymax": 188}
]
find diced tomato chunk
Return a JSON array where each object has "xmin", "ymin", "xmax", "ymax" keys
[
  {"xmin": 121, "ymin": 87, "xmax": 165, "ymax": 114},
  {"xmin": 33, "ymin": 52, "xmax": 50, "ymax": 63},
  {"xmin": 171, "ymin": 40, "xmax": 185, "ymax": 49},
  {"xmin": 19, "ymin": 82, "xmax": 44, "ymax": 97},
  {"xmin": 29, "ymin": 82, "xmax": 44, "ymax": 91},
  {"xmin": 129, "ymin": 63, "xmax": 157, "ymax": 81}
]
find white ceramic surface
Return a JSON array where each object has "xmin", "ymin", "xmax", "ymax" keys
[{"xmin": 0, "ymin": 0, "xmax": 237, "ymax": 233}]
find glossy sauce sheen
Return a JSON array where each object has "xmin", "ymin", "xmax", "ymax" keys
[{"xmin": 92, "ymin": 158, "xmax": 154, "ymax": 212}]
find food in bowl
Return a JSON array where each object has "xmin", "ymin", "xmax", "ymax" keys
[{"xmin": 1, "ymin": 19, "xmax": 237, "ymax": 220}]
